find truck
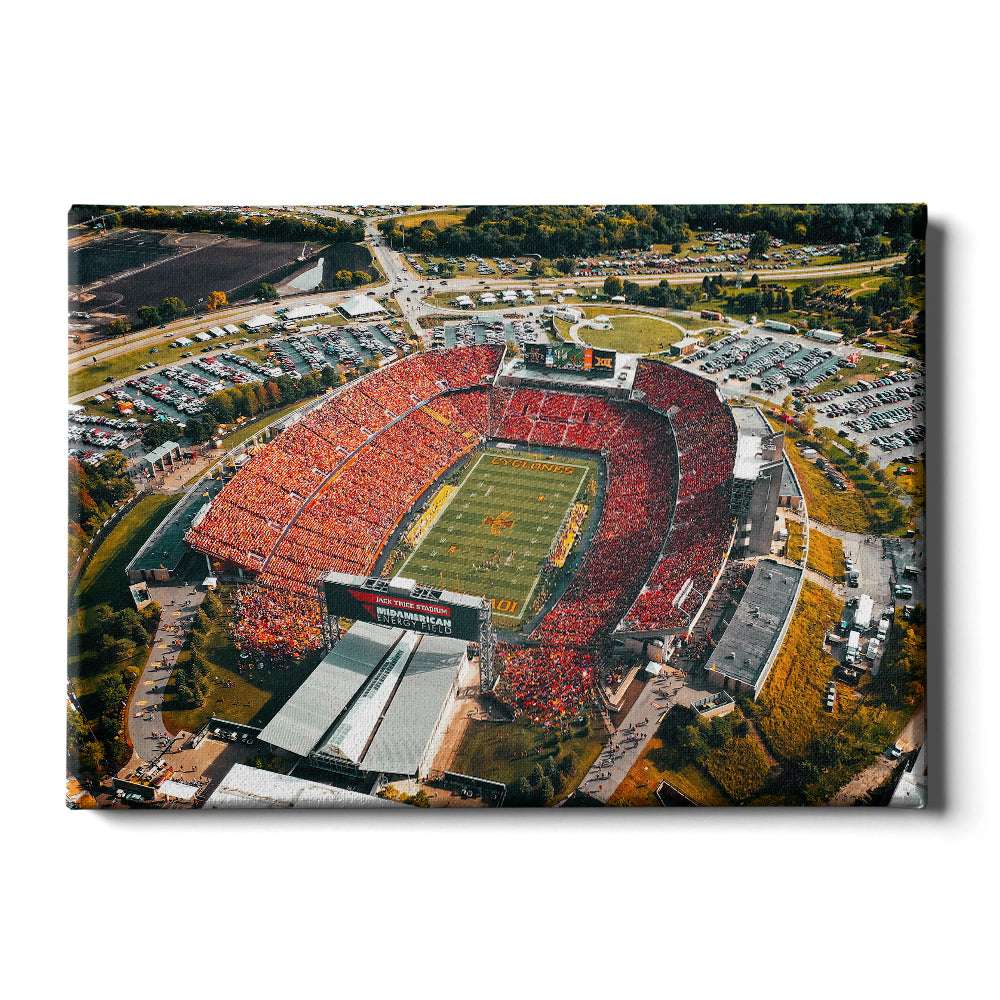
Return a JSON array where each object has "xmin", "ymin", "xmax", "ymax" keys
[
  {"xmin": 877, "ymin": 617, "xmax": 890, "ymax": 641},
  {"xmin": 846, "ymin": 630, "xmax": 860, "ymax": 663},
  {"xmin": 866, "ymin": 639, "xmax": 880, "ymax": 661},
  {"xmin": 700, "ymin": 309, "xmax": 722, "ymax": 320},
  {"xmin": 894, "ymin": 583, "xmax": 913, "ymax": 599},
  {"xmin": 847, "ymin": 570, "xmax": 860, "ymax": 587},
  {"xmin": 764, "ymin": 319, "xmax": 793, "ymax": 333},
  {"xmin": 904, "ymin": 565, "xmax": 921, "ymax": 577}
]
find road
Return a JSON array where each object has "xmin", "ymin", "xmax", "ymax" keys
[{"xmin": 127, "ymin": 583, "xmax": 207, "ymax": 762}]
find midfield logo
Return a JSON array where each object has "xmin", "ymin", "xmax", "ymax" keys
[{"xmin": 482, "ymin": 511, "xmax": 516, "ymax": 535}]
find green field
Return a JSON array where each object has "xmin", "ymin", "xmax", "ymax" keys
[{"xmin": 398, "ymin": 449, "xmax": 595, "ymax": 625}]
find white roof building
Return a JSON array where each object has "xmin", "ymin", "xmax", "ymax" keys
[
  {"xmin": 246, "ymin": 314, "xmax": 278, "ymax": 330},
  {"xmin": 339, "ymin": 294, "xmax": 386, "ymax": 318},
  {"xmin": 210, "ymin": 326, "xmax": 226, "ymax": 338},
  {"xmin": 194, "ymin": 331, "xmax": 213, "ymax": 342},
  {"xmin": 224, "ymin": 324, "xmax": 241, "ymax": 336},
  {"xmin": 285, "ymin": 303, "xmax": 331, "ymax": 321},
  {"xmin": 203, "ymin": 764, "xmax": 410, "ymax": 809},
  {"xmin": 502, "ymin": 290, "xmax": 518, "ymax": 302},
  {"xmin": 480, "ymin": 293, "xmax": 497, "ymax": 304}
]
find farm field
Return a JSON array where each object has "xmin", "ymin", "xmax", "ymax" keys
[
  {"xmin": 70, "ymin": 232, "xmax": 372, "ymax": 320},
  {"xmin": 398, "ymin": 448, "xmax": 596, "ymax": 626}
]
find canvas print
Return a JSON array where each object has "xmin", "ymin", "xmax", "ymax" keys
[{"xmin": 67, "ymin": 204, "xmax": 928, "ymax": 809}]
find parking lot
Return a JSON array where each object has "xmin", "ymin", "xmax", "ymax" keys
[{"xmin": 71, "ymin": 321, "xmax": 413, "ymax": 462}]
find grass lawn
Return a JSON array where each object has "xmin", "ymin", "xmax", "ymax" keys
[
  {"xmin": 71, "ymin": 338, "xmax": 224, "ymax": 396},
  {"xmin": 786, "ymin": 521, "xmax": 805, "ymax": 562},
  {"xmin": 452, "ymin": 715, "xmax": 605, "ymax": 803},
  {"xmin": 578, "ymin": 315, "xmax": 686, "ymax": 355},
  {"xmin": 609, "ymin": 729, "xmax": 732, "ymax": 807},
  {"xmin": 776, "ymin": 421, "xmax": 906, "ymax": 534},
  {"xmin": 888, "ymin": 460, "xmax": 925, "ymax": 512},
  {"xmin": 398, "ymin": 448, "xmax": 595, "ymax": 626},
  {"xmin": 753, "ymin": 581, "xmax": 849, "ymax": 760},
  {"xmin": 398, "ymin": 207, "xmax": 471, "ymax": 229},
  {"xmin": 808, "ymin": 529, "xmax": 846, "ymax": 580}
]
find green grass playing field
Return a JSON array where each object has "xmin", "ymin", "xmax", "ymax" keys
[{"xmin": 398, "ymin": 448, "xmax": 596, "ymax": 625}]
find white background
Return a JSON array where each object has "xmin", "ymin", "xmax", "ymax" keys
[{"xmin": 7, "ymin": 3, "xmax": 994, "ymax": 997}]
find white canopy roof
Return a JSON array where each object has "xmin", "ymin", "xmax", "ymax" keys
[
  {"xmin": 246, "ymin": 314, "xmax": 277, "ymax": 329},
  {"xmin": 339, "ymin": 294, "xmax": 386, "ymax": 317}
]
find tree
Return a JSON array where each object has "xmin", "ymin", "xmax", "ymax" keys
[
  {"xmin": 749, "ymin": 231, "xmax": 771, "ymax": 259},
  {"xmin": 528, "ymin": 259, "xmax": 547, "ymax": 278},
  {"xmin": 603, "ymin": 275, "xmax": 623, "ymax": 297},
  {"xmin": 749, "ymin": 272, "xmax": 760, "ymax": 288},
  {"xmin": 536, "ymin": 777, "xmax": 555, "ymax": 803},
  {"xmin": 159, "ymin": 297, "xmax": 186, "ymax": 322},
  {"xmin": 672, "ymin": 242, "xmax": 682, "ymax": 255},
  {"xmin": 206, "ymin": 391, "xmax": 236, "ymax": 423},
  {"xmin": 508, "ymin": 776, "xmax": 533, "ymax": 804},
  {"xmin": 792, "ymin": 285, "xmax": 808, "ymax": 310},
  {"xmin": 142, "ymin": 420, "xmax": 183, "ymax": 449},
  {"xmin": 557, "ymin": 752, "xmax": 577, "ymax": 776},
  {"xmin": 528, "ymin": 763, "xmax": 544, "ymax": 787},
  {"xmin": 108, "ymin": 318, "xmax": 131, "ymax": 338},
  {"xmin": 256, "ymin": 282, "xmax": 278, "ymax": 301},
  {"xmin": 184, "ymin": 417, "xmax": 203, "ymax": 443},
  {"xmin": 542, "ymin": 755, "xmax": 557, "ymax": 777},
  {"xmin": 352, "ymin": 270, "xmax": 370, "ymax": 285},
  {"xmin": 206, "ymin": 291, "xmax": 228, "ymax": 311},
  {"xmin": 137, "ymin": 305, "xmax": 160, "ymax": 327},
  {"xmin": 556, "ymin": 258, "xmax": 575, "ymax": 275},
  {"xmin": 193, "ymin": 609, "xmax": 211, "ymax": 633},
  {"xmin": 78, "ymin": 741, "xmax": 105, "ymax": 772},
  {"xmin": 335, "ymin": 269, "xmax": 353, "ymax": 288}
]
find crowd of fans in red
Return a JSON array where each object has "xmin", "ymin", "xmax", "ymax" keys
[
  {"xmin": 494, "ymin": 643, "xmax": 598, "ymax": 726},
  {"xmin": 188, "ymin": 347, "xmax": 737, "ymax": 718},
  {"xmin": 231, "ymin": 586, "xmax": 324, "ymax": 661},
  {"xmin": 621, "ymin": 360, "xmax": 737, "ymax": 631},
  {"xmin": 187, "ymin": 346, "xmax": 502, "ymax": 654}
]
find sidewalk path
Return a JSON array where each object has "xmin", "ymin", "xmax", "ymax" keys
[{"xmin": 126, "ymin": 583, "xmax": 208, "ymax": 762}]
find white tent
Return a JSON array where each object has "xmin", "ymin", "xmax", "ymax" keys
[
  {"xmin": 246, "ymin": 315, "xmax": 277, "ymax": 330},
  {"xmin": 501, "ymin": 290, "xmax": 518, "ymax": 302},
  {"xmin": 611, "ymin": 295, "xmax": 626, "ymax": 303},
  {"xmin": 561, "ymin": 287, "xmax": 576, "ymax": 296},
  {"xmin": 480, "ymin": 293, "xmax": 497, "ymax": 304},
  {"xmin": 339, "ymin": 294, "xmax": 386, "ymax": 318},
  {"xmin": 210, "ymin": 326, "xmax": 226, "ymax": 338},
  {"xmin": 195, "ymin": 331, "xmax": 213, "ymax": 342},
  {"xmin": 224, "ymin": 324, "xmax": 241, "ymax": 336},
  {"xmin": 285, "ymin": 303, "xmax": 331, "ymax": 321}
]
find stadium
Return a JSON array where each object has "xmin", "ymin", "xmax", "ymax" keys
[{"xmin": 182, "ymin": 342, "xmax": 742, "ymax": 728}]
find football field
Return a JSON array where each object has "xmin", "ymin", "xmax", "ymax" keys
[{"xmin": 398, "ymin": 448, "xmax": 595, "ymax": 625}]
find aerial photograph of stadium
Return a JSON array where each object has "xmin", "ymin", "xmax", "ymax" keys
[{"xmin": 66, "ymin": 203, "xmax": 928, "ymax": 809}]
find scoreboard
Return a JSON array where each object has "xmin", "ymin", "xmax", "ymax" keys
[
  {"xmin": 523, "ymin": 343, "xmax": 616, "ymax": 376},
  {"xmin": 322, "ymin": 572, "xmax": 484, "ymax": 641}
]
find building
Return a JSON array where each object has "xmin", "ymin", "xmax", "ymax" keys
[
  {"xmin": 203, "ymin": 764, "xmax": 410, "ymax": 809},
  {"xmin": 195, "ymin": 331, "xmax": 213, "ymax": 342},
  {"xmin": 210, "ymin": 326, "xmax": 226, "ymax": 338},
  {"xmin": 454, "ymin": 294, "xmax": 474, "ymax": 308},
  {"xmin": 256, "ymin": 621, "xmax": 467, "ymax": 781},
  {"xmin": 284, "ymin": 303, "xmax": 331, "ymax": 321},
  {"xmin": 670, "ymin": 336, "xmax": 703, "ymax": 357},
  {"xmin": 702, "ymin": 559, "xmax": 803, "ymax": 699},
  {"xmin": 338, "ymin": 294, "xmax": 386, "ymax": 318},
  {"xmin": 730, "ymin": 405, "xmax": 787, "ymax": 556},
  {"xmin": 224, "ymin": 324, "xmax": 241, "ymax": 337},
  {"xmin": 127, "ymin": 474, "xmax": 227, "ymax": 581},
  {"xmin": 246, "ymin": 314, "xmax": 278, "ymax": 330}
]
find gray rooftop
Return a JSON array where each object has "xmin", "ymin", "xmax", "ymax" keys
[
  {"xmin": 256, "ymin": 621, "xmax": 466, "ymax": 777},
  {"xmin": 362, "ymin": 633, "xmax": 466, "ymax": 775},
  {"xmin": 142, "ymin": 440, "xmax": 181, "ymax": 464},
  {"xmin": 203, "ymin": 764, "xmax": 409, "ymax": 808},
  {"xmin": 780, "ymin": 453, "xmax": 803, "ymax": 499},
  {"xmin": 128, "ymin": 477, "xmax": 226, "ymax": 574},
  {"xmin": 731, "ymin": 405, "xmax": 773, "ymax": 438},
  {"xmin": 705, "ymin": 559, "xmax": 802, "ymax": 688},
  {"xmin": 257, "ymin": 622, "xmax": 404, "ymax": 756}
]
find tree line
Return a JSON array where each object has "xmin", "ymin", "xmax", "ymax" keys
[
  {"xmin": 75, "ymin": 206, "xmax": 366, "ymax": 245},
  {"xmin": 378, "ymin": 204, "xmax": 926, "ymax": 259},
  {"xmin": 67, "ymin": 600, "xmax": 163, "ymax": 776},
  {"xmin": 69, "ymin": 451, "xmax": 137, "ymax": 560}
]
